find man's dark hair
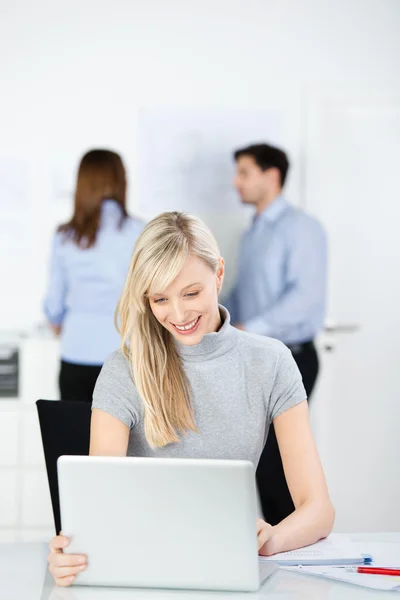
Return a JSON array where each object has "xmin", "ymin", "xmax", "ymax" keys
[{"xmin": 234, "ymin": 143, "xmax": 290, "ymax": 187}]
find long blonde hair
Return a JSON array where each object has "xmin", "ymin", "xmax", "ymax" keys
[{"xmin": 116, "ymin": 212, "xmax": 221, "ymax": 448}]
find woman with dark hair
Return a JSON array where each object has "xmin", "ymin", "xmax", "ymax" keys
[{"xmin": 44, "ymin": 149, "xmax": 144, "ymax": 402}]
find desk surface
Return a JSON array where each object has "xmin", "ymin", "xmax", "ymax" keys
[{"xmin": 2, "ymin": 533, "xmax": 400, "ymax": 600}]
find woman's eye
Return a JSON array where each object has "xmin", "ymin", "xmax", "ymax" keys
[
  {"xmin": 154, "ymin": 298, "xmax": 166, "ymax": 304},
  {"xmin": 186, "ymin": 292, "xmax": 199, "ymax": 298}
]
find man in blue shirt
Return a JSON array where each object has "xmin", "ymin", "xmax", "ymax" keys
[{"xmin": 225, "ymin": 143, "xmax": 327, "ymax": 526}]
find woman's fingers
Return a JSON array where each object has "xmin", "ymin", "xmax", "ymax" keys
[
  {"xmin": 256, "ymin": 518, "xmax": 273, "ymax": 550},
  {"xmin": 49, "ymin": 536, "xmax": 69, "ymax": 552},
  {"xmin": 49, "ymin": 559, "xmax": 87, "ymax": 588},
  {"xmin": 54, "ymin": 575, "xmax": 76, "ymax": 587},
  {"xmin": 257, "ymin": 527, "xmax": 270, "ymax": 550},
  {"xmin": 50, "ymin": 553, "xmax": 87, "ymax": 569},
  {"xmin": 52, "ymin": 564, "xmax": 87, "ymax": 578},
  {"xmin": 256, "ymin": 519, "xmax": 264, "ymax": 534},
  {"xmin": 48, "ymin": 533, "xmax": 87, "ymax": 588}
]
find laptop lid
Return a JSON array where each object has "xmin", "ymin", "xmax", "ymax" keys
[{"xmin": 58, "ymin": 456, "xmax": 261, "ymax": 591}]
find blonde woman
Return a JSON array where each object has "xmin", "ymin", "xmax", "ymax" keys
[{"xmin": 48, "ymin": 212, "xmax": 334, "ymax": 587}]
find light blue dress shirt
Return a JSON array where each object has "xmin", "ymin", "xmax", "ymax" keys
[
  {"xmin": 44, "ymin": 200, "xmax": 144, "ymax": 365},
  {"xmin": 225, "ymin": 196, "xmax": 327, "ymax": 345}
]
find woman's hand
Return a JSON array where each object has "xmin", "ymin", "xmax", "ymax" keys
[
  {"xmin": 50, "ymin": 324, "xmax": 62, "ymax": 336},
  {"xmin": 256, "ymin": 519, "xmax": 274, "ymax": 555},
  {"xmin": 48, "ymin": 535, "xmax": 87, "ymax": 587}
]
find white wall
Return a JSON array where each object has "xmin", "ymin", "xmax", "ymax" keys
[
  {"xmin": 1, "ymin": 0, "xmax": 399, "ymax": 329},
  {"xmin": 0, "ymin": 0, "xmax": 399, "ymax": 540}
]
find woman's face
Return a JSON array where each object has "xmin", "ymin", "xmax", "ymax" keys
[{"xmin": 148, "ymin": 255, "xmax": 224, "ymax": 346}]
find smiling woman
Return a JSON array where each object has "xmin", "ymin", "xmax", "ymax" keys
[
  {"xmin": 48, "ymin": 211, "xmax": 334, "ymax": 587},
  {"xmin": 117, "ymin": 212, "xmax": 225, "ymax": 448},
  {"xmin": 149, "ymin": 259, "xmax": 223, "ymax": 341}
]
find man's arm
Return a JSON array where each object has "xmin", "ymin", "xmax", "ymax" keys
[{"xmin": 243, "ymin": 218, "xmax": 327, "ymax": 339}]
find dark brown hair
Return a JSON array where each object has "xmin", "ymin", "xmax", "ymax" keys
[
  {"xmin": 234, "ymin": 143, "xmax": 290, "ymax": 187},
  {"xmin": 58, "ymin": 149, "xmax": 128, "ymax": 248}
]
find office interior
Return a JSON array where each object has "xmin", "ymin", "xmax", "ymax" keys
[{"xmin": 0, "ymin": 0, "xmax": 399, "ymax": 549}]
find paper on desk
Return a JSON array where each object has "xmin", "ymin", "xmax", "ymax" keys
[
  {"xmin": 259, "ymin": 536, "xmax": 370, "ymax": 566},
  {"xmin": 282, "ymin": 565, "xmax": 400, "ymax": 591}
]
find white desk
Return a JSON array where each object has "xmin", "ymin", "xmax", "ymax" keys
[{"xmin": 2, "ymin": 534, "xmax": 400, "ymax": 600}]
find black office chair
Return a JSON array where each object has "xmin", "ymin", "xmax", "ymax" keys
[{"xmin": 36, "ymin": 399, "xmax": 92, "ymax": 534}]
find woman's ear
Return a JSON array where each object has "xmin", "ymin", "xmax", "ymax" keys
[{"xmin": 216, "ymin": 257, "xmax": 225, "ymax": 292}]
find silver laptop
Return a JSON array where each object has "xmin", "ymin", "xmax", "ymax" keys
[{"xmin": 57, "ymin": 456, "xmax": 277, "ymax": 592}]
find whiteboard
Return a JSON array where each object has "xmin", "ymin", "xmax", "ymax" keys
[{"xmin": 137, "ymin": 107, "xmax": 282, "ymax": 215}]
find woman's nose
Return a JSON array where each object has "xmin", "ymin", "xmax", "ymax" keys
[{"xmin": 170, "ymin": 300, "xmax": 187, "ymax": 324}]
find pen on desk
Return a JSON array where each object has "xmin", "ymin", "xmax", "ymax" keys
[{"xmin": 343, "ymin": 567, "xmax": 400, "ymax": 576}]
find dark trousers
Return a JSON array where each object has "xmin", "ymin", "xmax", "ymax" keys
[
  {"xmin": 59, "ymin": 360, "xmax": 103, "ymax": 403},
  {"xmin": 256, "ymin": 341, "xmax": 319, "ymax": 526}
]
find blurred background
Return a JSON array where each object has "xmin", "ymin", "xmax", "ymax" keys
[{"xmin": 0, "ymin": 0, "xmax": 399, "ymax": 543}]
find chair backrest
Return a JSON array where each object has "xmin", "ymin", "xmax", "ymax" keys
[{"xmin": 36, "ymin": 399, "xmax": 92, "ymax": 534}]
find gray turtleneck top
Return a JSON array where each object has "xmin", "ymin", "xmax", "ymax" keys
[{"xmin": 92, "ymin": 307, "xmax": 306, "ymax": 465}]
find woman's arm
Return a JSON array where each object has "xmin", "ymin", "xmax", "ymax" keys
[
  {"xmin": 89, "ymin": 408, "xmax": 130, "ymax": 456},
  {"xmin": 48, "ymin": 409, "xmax": 129, "ymax": 586},
  {"xmin": 259, "ymin": 400, "xmax": 335, "ymax": 556},
  {"xmin": 44, "ymin": 234, "xmax": 67, "ymax": 331}
]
